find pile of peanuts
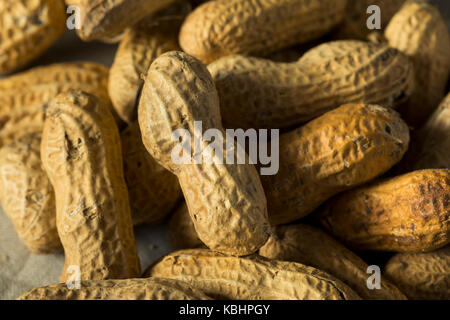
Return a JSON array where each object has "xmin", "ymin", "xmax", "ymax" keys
[{"xmin": 0, "ymin": 0, "xmax": 449, "ymax": 300}]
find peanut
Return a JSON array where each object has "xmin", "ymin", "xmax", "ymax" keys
[
  {"xmin": 121, "ymin": 122, "xmax": 182, "ymax": 226},
  {"xmin": 144, "ymin": 249, "xmax": 361, "ymax": 300},
  {"xmin": 138, "ymin": 51, "xmax": 270, "ymax": 256},
  {"xmin": 385, "ymin": 0, "xmax": 450, "ymax": 127},
  {"xmin": 18, "ymin": 278, "xmax": 211, "ymax": 300},
  {"xmin": 0, "ymin": 62, "xmax": 113, "ymax": 149},
  {"xmin": 384, "ymin": 246, "xmax": 450, "ymax": 300},
  {"xmin": 167, "ymin": 202, "xmax": 203, "ymax": 250},
  {"xmin": 0, "ymin": 132, "xmax": 61, "ymax": 254},
  {"xmin": 208, "ymin": 40, "xmax": 415, "ymax": 129},
  {"xmin": 65, "ymin": 0, "xmax": 177, "ymax": 41},
  {"xmin": 318, "ymin": 169, "xmax": 450, "ymax": 252},
  {"xmin": 41, "ymin": 90, "xmax": 140, "ymax": 282},
  {"xmin": 259, "ymin": 224, "xmax": 407, "ymax": 300},
  {"xmin": 262, "ymin": 104, "xmax": 410, "ymax": 225},
  {"xmin": 0, "ymin": 0, "xmax": 66, "ymax": 74},
  {"xmin": 179, "ymin": 0, "xmax": 348, "ymax": 63}
]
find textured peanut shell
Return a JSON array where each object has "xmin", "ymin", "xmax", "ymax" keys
[
  {"xmin": 385, "ymin": 0, "xmax": 450, "ymax": 127},
  {"xmin": 384, "ymin": 246, "xmax": 450, "ymax": 300},
  {"xmin": 259, "ymin": 224, "xmax": 406, "ymax": 300},
  {"xmin": 262, "ymin": 104, "xmax": 410, "ymax": 225},
  {"xmin": 0, "ymin": 62, "xmax": 112, "ymax": 149},
  {"xmin": 109, "ymin": 10, "xmax": 184, "ymax": 124},
  {"xmin": 65, "ymin": 0, "xmax": 177, "ymax": 41},
  {"xmin": 145, "ymin": 249, "xmax": 360, "ymax": 300},
  {"xmin": 121, "ymin": 122, "xmax": 182, "ymax": 226},
  {"xmin": 18, "ymin": 278, "xmax": 211, "ymax": 300},
  {"xmin": 318, "ymin": 169, "xmax": 450, "ymax": 252},
  {"xmin": 0, "ymin": 0, "xmax": 66, "ymax": 74},
  {"xmin": 208, "ymin": 40, "xmax": 415, "ymax": 129},
  {"xmin": 138, "ymin": 51, "xmax": 270, "ymax": 256},
  {"xmin": 180, "ymin": 0, "xmax": 347, "ymax": 63},
  {"xmin": 0, "ymin": 132, "xmax": 61, "ymax": 254},
  {"xmin": 167, "ymin": 202, "xmax": 203, "ymax": 250},
  {"xmin": 41, "ymin": 91, "xmax": 140, "ymax": 282}
]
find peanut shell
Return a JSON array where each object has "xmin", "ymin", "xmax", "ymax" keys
[{"xmin": 167, "ymin": 202, "xmax": 203, "ymax": 249}]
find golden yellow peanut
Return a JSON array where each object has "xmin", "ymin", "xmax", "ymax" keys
[
  {"xmin": 259, "ymin": 224, "xmax": 407, "ymax": 300},
  {"xmin": 138, "ymin": 51, "xmax": 270, "ymax": 256},
  {"xmin": 261, "ymin": 104, "xmax": 410, "ymax": 225},
  {"xmin": 144, "ymin": 249, "xmax": 361, "ymax": 300},
  {"xmin": 0, "ymin": 62, "xmax": 112, "ymax": 149},
  {"xmin": 385, "ymin": 246, "xmax": 450, "ymax": 300},
  {"xmin": 208, "ymin": 40, "xmax": 415, "ymax": 129},
  {"xmin": 41, "ymin": 91, "xmax": 141, "ymax": 282},
  {"xmin": 0, "ymin": 0, "xmax": 66, "ymax": 74},
  {"xmin": 109, "ymin": 3, "xmax": 188, "ymax": 123},
  {"xmin": 121, "ymin": 122, "xmax": 182, "ymax": 226},
  {"xmin": 0, "ymin": 133, "xmax": 61, "ymax": 254},
  {"xmin": 18, "ymin": 278, "xmax": 211, "ymax": 300},
  {"xmin": 65, "ymin": 0, "xmax": 177, "ymax": 41},
  {"xmin": 167, "ymin": 202, "xmax": 203, "ymax": 250},
  {"xmin": 385, "ymin": 0, "xmax": 450, "ymax": 127},
  {"xmin": 318, "ymin": 169, "xmax": 450, "ymax": 252},
  {"xmin": 180, "ymin": 0, "xmax": 347, "ymax": 63}
]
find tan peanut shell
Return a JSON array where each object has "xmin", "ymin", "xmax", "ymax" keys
[
  {"xmin": 385, "ymin": 0, "xmax": 450, "ymax": 127},
  {"xmin": 121, "ymin": 122, "xmax": 182, "ymax": 226},
  {"xmin": 262, "ymin": 104, "xmax": 410, "ymax": 225},
  {"xmin": 138, "ymin": 51, "xmax": 270, "ymax": 256},
  {"xmin": 0, "ymin": 0, "xmax": 66, "ymax": 74},
  {"xmin": 0, "ymin": 62, "xmax": 112, "ymax": 149},
  {"xmin": 18, "ymin": 278, "xmax": 211, "ymax": 300},
  {"xmin": 179, "ymin": 0, "xmax": 347, "ymax": 63},
  {"xmin": 109, "ymin": 8, "xmax": 185, "ymax": 124},
  {"xmin": 259, "ymin": 224, "xmax": 407, "ymax": 300},
  {"xmin": 41, "ymin": 91, "xmax": 140, "ymax": 282},
  {"xmin": 384, "ymin": 246, "xmax": 450, "ymax": 300},
  {"xmin": 208, "ymin": 40, "xmax": 415, "ymax": 129},
  {"xmin": 144, "ymin": 249, "xmax": 361, "ymax": 300},
  {"xmin": 65, "ymin": 0, "xmax": 177, "ymax": 41},
  {"xmin": 318, "ymin": 169, "xmax": 450, "ymax": 252},
  {"xmin": 0, "ymin": 133, "xmax": 61, "ymax": 254},
  {"xmin": 167, "ymin": 202, "xmax": 203, "ymax": 250}
]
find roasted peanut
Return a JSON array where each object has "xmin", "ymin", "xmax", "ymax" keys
[
  {"xmin": 144, "ymin": 249, "xmax": 361, "ymax": 300},
  {"xmin": 208, "ymin": 40, "xmax": 415, "ymax": 129},
  {"xmin": 138, "ymin": 51, "xmax": 270, "ymax": 256},
  {"xmin": 18, "ymin": 278, "xmax": 211, "ymax": 300},
  {"xmin": 179, "ymin": 0, "xmax": 347, "ymax": 63},
  {"xmin": 41, "ymin": 91, "xmax": 140, "ymax": 282},
  {"xmin": 261, "ymin": 104, "xmax": 410, "ymax": 225},
  {"xmin": 0, "ymin": 0, "xmax": 66, "ymax": 74},
  {"xmin": 0, "ymin": 132, "xmax": 60, "ymax": 254},
  {"xmin": 167, "ymin": 202, "xmax": 203, "ymax": 250},
  {"xmin": 318, "ymin": 169, "xmax": 450, "ymax": 252},
  {"xmin": 121, "ymin": 122, "xmax": 182, "ymax": 226},
  {"xmin": 385, "ymin": 0, "xmax": 450, "ymax": 127},
  {"xmin": 259, "ymin": 224, "xmax": 407, "ymax": 300}
]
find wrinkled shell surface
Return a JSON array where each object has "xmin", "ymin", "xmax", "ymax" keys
[{"xmin": 167, "ymin": 202, "xmax": 203, "ymax": 249}]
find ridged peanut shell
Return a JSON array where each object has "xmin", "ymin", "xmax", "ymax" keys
[
  {"xmin": 167, "ymin": 202, "xmax": 203, "ymax": 249},
  {"xmin": 121, "ymin": 122, "xmax": 182, "ymax": 226},
  {"xmin": 65, "ymin": 0, "xmax": 177, "ymax": 41},
  {"xmin": 259, "ymin": 224, "xmax": 407, "ymax": 300},
  {"xmin": 144, "ymin": 249, "xmax": 361, "ymax": 300},
  {"xmin": 318, "ymin": 169, "xmax": 450, "ymax": 252},
  {"xmin": 41, "ymin": 91, "xmax": 140, "ymax": 282},
  {"xmin": 384, "ymin": 246, "xmax": 450, "ymax": 300},
  {"xmin": 18, "ymin": 278, "xmax": 211, "ymax": 300},
  {"xmin": 0, "ymin": 132, "xmax": 60, "ymax": 254},
  {"xmin": 138, "ymin": 51, "xmax": 270, "ymax": 256},
  {"xmin": 262, "ymin": 104, "xmax": 410, "ymax": 225},
  {"xmin": 179, "ymin": 0, "xmax": 347, "ymax": 63},
  {"xmin": 209, "ymin": 40, "xmax": 415, "ymax": 129},
  {"xmin": 0, "ymin": 0, "xmax": 66, "ymax": 74},
  {"xmin": 385, "ymin": 0, "xmax": 450, "ymax": 127},
  {"xmin": 0, "ymin": 62, "xmax": 112, "ymax": 149}
]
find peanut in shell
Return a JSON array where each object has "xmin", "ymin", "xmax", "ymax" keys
[{"xmin": 167, "ymin": 202, "xmax": 203, "ymax": 250}]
